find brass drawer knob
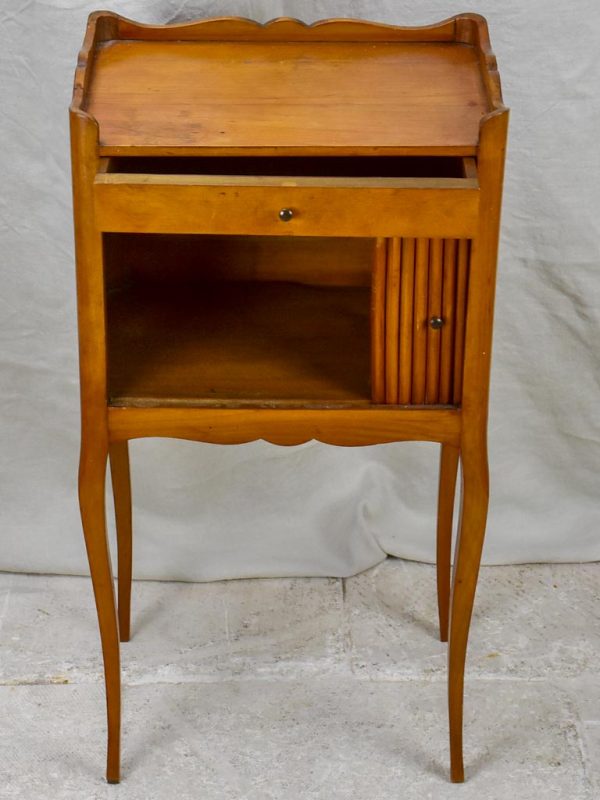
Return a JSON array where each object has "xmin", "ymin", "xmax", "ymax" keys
[
  {"xmin": 278, "ymin": 207, "xmax": 294, "ymax": 222},
  {"xmin": 429, "ymin": 316, "xmax": 444, "ymax": 330}
]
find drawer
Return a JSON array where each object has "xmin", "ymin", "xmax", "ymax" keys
[{"xmin": 94, "ymin": 156, "xmax": 479, "ymax": 239}]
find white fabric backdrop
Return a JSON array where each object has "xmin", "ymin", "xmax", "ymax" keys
[{"xmin": 1, "ymin": 0, "xmax": 599, "ymax": 580}]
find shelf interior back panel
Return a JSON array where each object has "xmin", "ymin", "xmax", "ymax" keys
[{"xmin": 87, "ymin": 41, "xmax": 488, "ymax": 155}]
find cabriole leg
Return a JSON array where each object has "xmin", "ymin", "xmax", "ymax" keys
[
  {"xmin": 79, "ymin": 438, "xmax": 121, "ymax": 784},
  {"xmin": 436, "ymin": 444, "xmax": 460, "ymax": 642},
  {"xmin": 109, "ymin": 441, "xmax": 133, "ymax": 643},
  {"xmin": 447, "ymin": 435, "xmax": 489, "ymax": 783}
]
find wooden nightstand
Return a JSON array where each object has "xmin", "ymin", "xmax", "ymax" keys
[{"xmin": 70, "ymin": 12, "xmax": 508, "ymax": 784}]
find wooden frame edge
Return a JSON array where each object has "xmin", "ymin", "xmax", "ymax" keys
[
  {"xmin": 71, "ymin": 12, "xmax": 119, "ymax": 115},
  {"xmin": 461, "ymin": 107, "xmax": 509, "ymax": 435},
  {"xmin": 95, "ymin": 173, "xmax": 480, "ymax": 190},
  {"xmin": 456, "ymin": 14, "xmax": 506, "ymax": 113},
  {"xmin": 81, "ymin": 11, "xmax": 465, "ymax": 43},
  {"xmin": 108, "ymin": 407, "xmax": 462, "ymax": 446}
]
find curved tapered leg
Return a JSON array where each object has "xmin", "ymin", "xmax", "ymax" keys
[
  {"xmin": 447, "ymin": 435, "xmax": 489, "ymax": 783},
  {"xmin": 436, "ymin": 444, "xmax": 460, "ymax": 642},
  {"xmin": 109, "ymin": 441, "xmax": 133, "ymax": 643},
  {"xmin": 79, "ymin": 440, "xmax": 121, "ymax": 784}
]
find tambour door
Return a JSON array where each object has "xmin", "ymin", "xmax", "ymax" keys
[{"xmin": 371, "ymin": 236, "xmax": 472, "ymax": 407}]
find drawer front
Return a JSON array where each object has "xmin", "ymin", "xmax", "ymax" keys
[{"xmin": 94, "ymin": 176, "xmax": 479, "ymax": 239}]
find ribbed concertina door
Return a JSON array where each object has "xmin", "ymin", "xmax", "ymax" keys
[{"xmin": 371, "ymin": 237, "xmax": 470, "ymax": 406}]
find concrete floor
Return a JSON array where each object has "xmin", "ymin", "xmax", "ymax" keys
[{"xmin": 0, "ymin": 559, "xmax": 598, "ymax": 798}]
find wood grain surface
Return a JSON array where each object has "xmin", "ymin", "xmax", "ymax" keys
[{"xmin": 87, "ymin": 40, "xmax": 488, "ymax": 156}]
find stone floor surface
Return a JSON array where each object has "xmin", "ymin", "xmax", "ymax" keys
[{"xmin": 0, "ymin": 559, "xmax": 598, "ymax": 798}]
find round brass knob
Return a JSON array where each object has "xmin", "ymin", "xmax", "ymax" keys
[
  {"xmin": 429, "ymin": 316, "xmax": 444, "ymax": 330},
  {"xmin": 278, "ymin": 208, "xmax": 294, "ymax": 222}
]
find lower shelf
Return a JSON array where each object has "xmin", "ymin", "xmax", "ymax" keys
[{"xmin": 107, "ymin": 281, "xmax": 371, "ymax": 407}]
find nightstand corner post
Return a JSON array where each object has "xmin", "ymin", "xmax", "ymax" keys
[
  {"xmin": 71, "ymin": 107, "xmax": 121, "ymax": 784},
  {"xmin": 447, "ymin": 106, "xmax": 509, "ymax": 783}
]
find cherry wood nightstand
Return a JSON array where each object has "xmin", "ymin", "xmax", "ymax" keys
[{"xmin": 70, "ymin": 11, "xmax": 508, "ymax": 784}]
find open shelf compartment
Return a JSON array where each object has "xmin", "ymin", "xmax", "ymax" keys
[{"xmin": 105, "ymin": 234, "xmax": 373, "ymax": 408}]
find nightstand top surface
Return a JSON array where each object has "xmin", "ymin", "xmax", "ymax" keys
[{"xmin": 84, "ymin": 38, "xmax": 490, "ymax": 156}]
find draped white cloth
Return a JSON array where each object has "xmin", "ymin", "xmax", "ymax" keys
[{"xmin": 1, "ymin": 0, "xmax": 599, "ymax": 580}]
